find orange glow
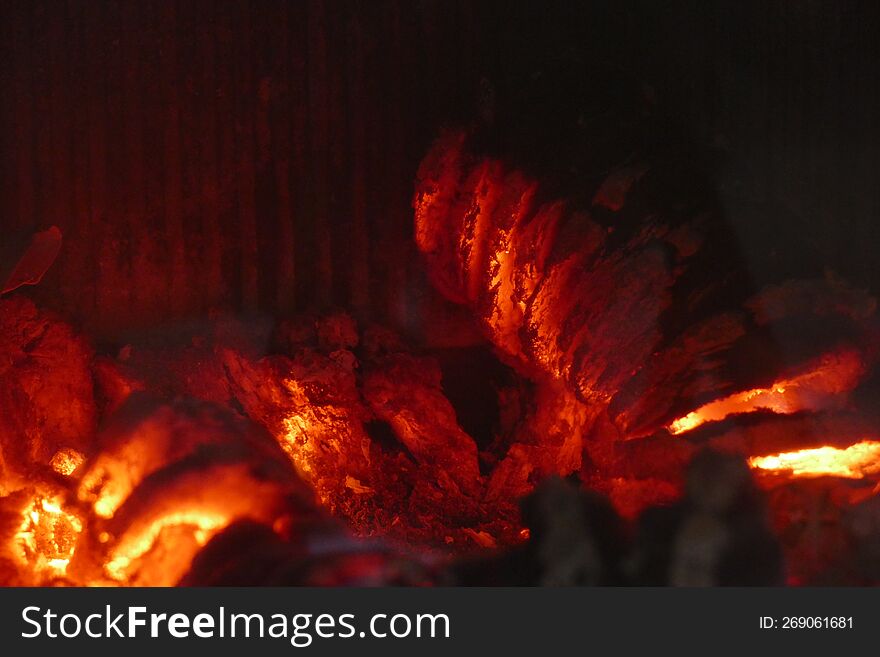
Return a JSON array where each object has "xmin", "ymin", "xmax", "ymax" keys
[
  {"xmin": 667, "ymin": 349, "xmax": 864, "ymax": 435},
  {"xmin": 277, "ymin": 376, "xmax": 363, "ymax": 506},
  {"xmin": 748, "ymin": 440, "xmax": 880, "ymax": 479},
  {"xmin": 104, "ymin": 510, "xmax": 227, "ymax": 582},
  {"xmin": 668, "ymin": 385, "xmax": 793, "ymax": 434},
  {"xmin": 50, "ymin": 448, "xmax": 85, "ymax": 476},
  {"xmin": 14, "ymin": 494, "xmax": 83, "ymax": 579}
]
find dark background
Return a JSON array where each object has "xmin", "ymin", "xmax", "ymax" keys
[{"xmin": 1, "ymin": 0, "xmax": 878, "ymax": 341}]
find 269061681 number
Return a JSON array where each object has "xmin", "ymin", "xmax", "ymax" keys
[{"xmin": 782, "ymin": 617, "xmax": 853, "ymax": 629}]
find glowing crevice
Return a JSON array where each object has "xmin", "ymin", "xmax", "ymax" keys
[
  {"xmin": 748, "ymin": 440, "xmax": 880, "ymax": 479},
  {"xmin": 667, "ymin": 349, "xmax": 864, "ymax": 435},
  {"xmin": 104, "ymin": 511, "xmax": 228, "ymax": 581}
]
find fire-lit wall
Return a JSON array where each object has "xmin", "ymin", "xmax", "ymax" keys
[{"xmin": 0, "ymin": 0, "xmax": 486, "ymax": 338}]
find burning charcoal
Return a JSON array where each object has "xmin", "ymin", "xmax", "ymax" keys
[
  {"xmin": 415, "ymin": 128, "xmax": 877, "ymax": 442},
  {"xmin": 70, "ymin": 396, "xmax": 319, "ymax": 586},
  {"xmin": 415, "ymin": 126, "xmax": 705, "ymax": 426},
  {"xmin": 362, "ymin": 353, "xmax": 481, "ymax": 497},
  {"xmin": 0, "ymin": 483, "xmax": 86, "ymax": 586},
  {"xmin": 0, "ymin": 297, "xmax": 96, "ymax": 480},
  {"xmin": 218, "ymin": 330, "xmax": 507, "ymax": 549},
  {"xmin": 90, "ymin": 457, "xmax": 309, "ymax": 586},
  {"xmin": 412, "ymin": 111, "xmax": 879, "ymax": 563},
  {"xmin": 77, "ymin": 394, "xmax": 297, "ymax": 520},
  {"xmin": 220, "ymin": 346, "xmax": 375, "ymax": 511},
  {"xmin": 631, "ymin": 450, "xmax": 783, "ymax": 586}
]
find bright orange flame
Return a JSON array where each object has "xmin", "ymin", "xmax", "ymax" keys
[
  {"xmin": 667, "ymin": 349, "xmax": 864, "ymax": 435},
  {"xmin": 748, "ymin": 440, "xmax": 880, "ymax": 479}
]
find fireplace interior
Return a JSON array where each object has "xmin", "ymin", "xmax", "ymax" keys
[{"xmin": 2, "ymin": 0, "xmax": 880, "ymax": 586}]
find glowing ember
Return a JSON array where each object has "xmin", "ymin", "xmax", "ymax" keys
[
  {"xmin": 748, "ymin": 440, "xmax": 880, "ymax": 479},
  {"xmin": 14, "ymin": 495, "xmax": 83, "ymax": 578},
  {"xmin": 668, "ymin": 386, "xmax": 793, "ymax": 434},
  {"xmin": 50, "ymin": 448, "xmax": 85, "ymax": 476},
  {"xmin": 667, "ymin": 349, "xmax": 864, "ymax": 435},
  {"xmin": 105, "ymin": 511, "xmax": 228, "ymax": 582}
]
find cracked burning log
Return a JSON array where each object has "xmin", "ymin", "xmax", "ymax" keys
[
  {"xmin": 404, "ymin": 64, "xmax": 880, "ymax": 585},
  {"xmin": 2, "ymin": 388, "xmax": 329, "ymax": 586},
  {"xmin": 412, "ymin": 98, "xmax": 880, "ymax": 523},
  {"xmin": 414, "ymin": 130, "xmax": 877, "ymax": 439},
  {"xmin": 218, "ymin": 316, "xmax": 517, "ymax": 549}
]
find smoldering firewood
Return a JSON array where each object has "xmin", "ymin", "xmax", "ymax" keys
[
  {"xmin": 223, "ymin": 328, "xmax": 499, "ymax": 547},
  {"xmin": 0, "ymin": 297, "xmax": 96, "ymax": 481},
  {"xmin": 486, "ymin": 383, "xmax": 593, "ymax": 504},
  {"xmin": 219, "ymin": 345, "xmax": 377, "ymax": 508},
  {"xmin": 416, "ymin": 131, "xmax": 876, "ymax": 441},
  {"xmin": 70, "ymin": 397, "xmax": 320, "ymax": 586},
  {"xmin": 630, "ymin": 450, "xmax": 783, "ymax": 586},
  {"xmin": 413, "ymin": 85, "xmax": 877, "ymax": 470},
  {"xmin": 97, "ymin": 457, "xmax": 309, "ymax": 586},
  {"xmin": 417, "ymin": 103, "xmax": 878, "ymax": 573},
  {"xmin": 86, "ymin": 309, "xmax": 500, "ymax": 550},
  {"xmin": 77, "ymin": 394, "xmax": 297, "ymax": 519},
  {"xmin": 362, "ymin": 353, "xmax": 482, "ymax": 498},
  {"xmin": 704, "ymin": 409, "xmax": 880, "ymax": 457}
]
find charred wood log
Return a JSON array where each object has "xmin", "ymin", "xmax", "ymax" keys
[
  {"xmin": 412, "ymin": 73, "xmax": 879, "ymax": 521},
  {"xmin": 0, "ymin": 296, "xmax": 96, "ymax": 487}
]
